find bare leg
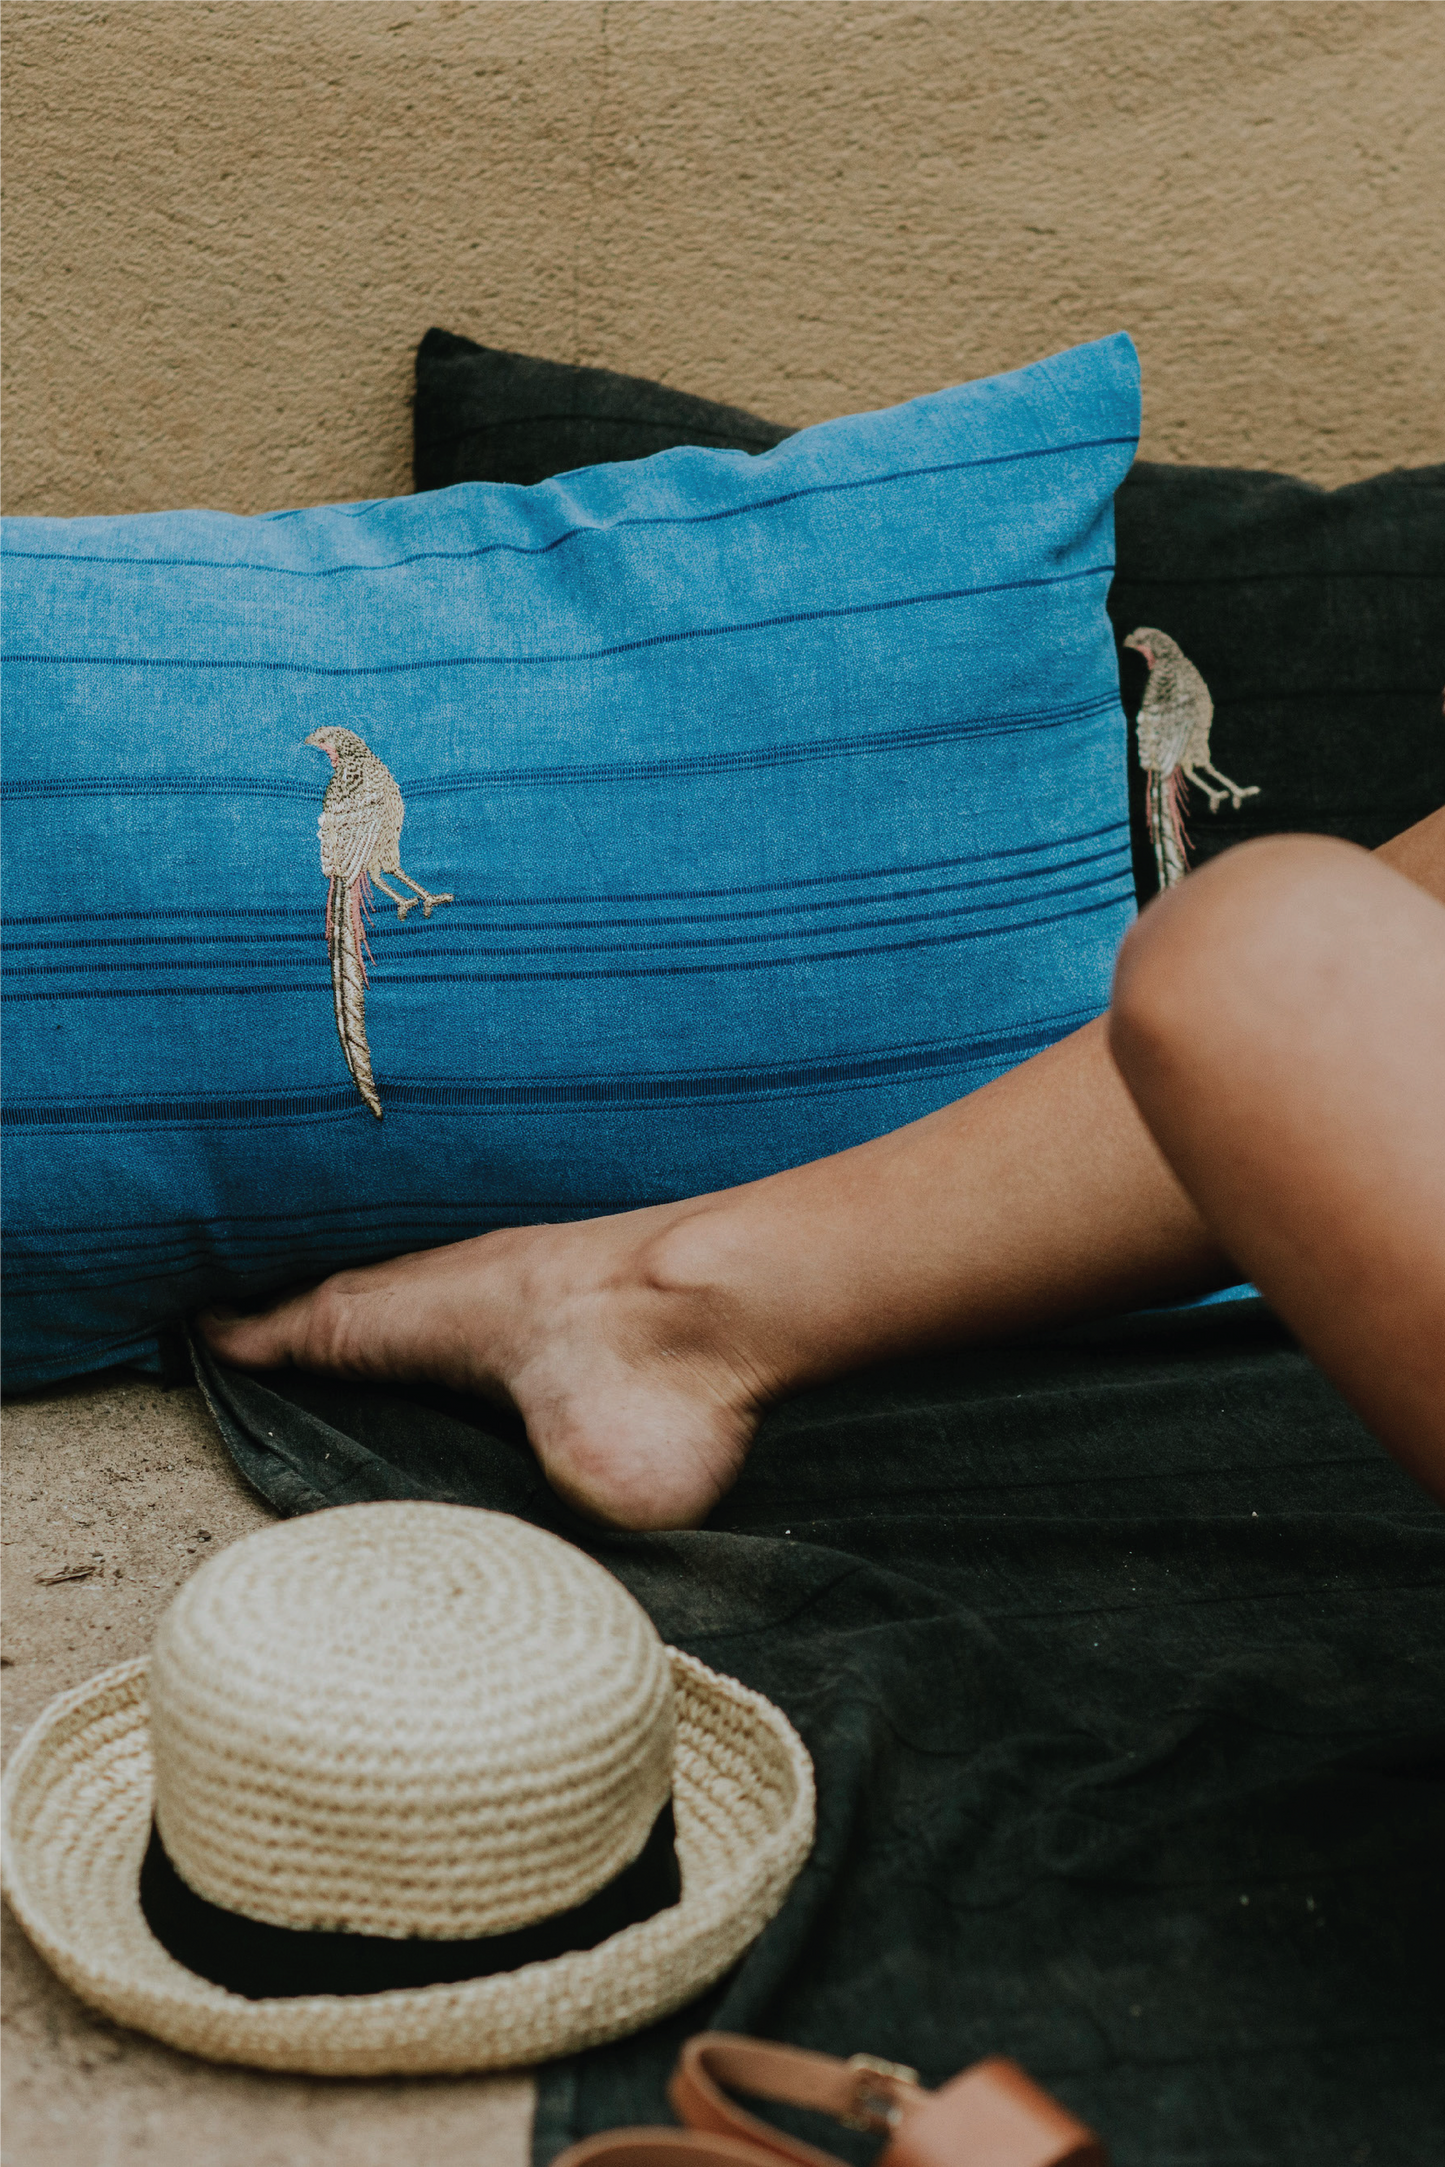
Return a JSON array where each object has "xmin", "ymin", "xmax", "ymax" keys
[
  {"xmin": 1111, "ymin": 833, "xmax": 1445, "ymax": 1500},
  {"xmin": 203, "ymin": 812, "xmax": 1445, "ymax": 1529},
  {"xmin": 201, "ymin": 1010, "xmax": 1231, "ymax": 1527}
]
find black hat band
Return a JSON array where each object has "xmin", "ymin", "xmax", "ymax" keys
[{"xmin": 139, "ymin": 1800, "xmax": 681, "ymax": 2000}]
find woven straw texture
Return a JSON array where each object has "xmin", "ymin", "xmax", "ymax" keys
[
  {"xmin": 148, "ymin": 1504, "xmax": 674, "ymax": 1936},
  {"xmin": 0, "ymin": 1506, "xmax": 815, "ymax": 2075}
]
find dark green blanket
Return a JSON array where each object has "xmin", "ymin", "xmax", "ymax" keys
[{"xmin": 189, "ymin": 1301, "xmax": 1444, "ymax": 2167}]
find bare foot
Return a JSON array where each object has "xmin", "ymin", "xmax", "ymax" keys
[{"xmin": 198, "ymin": 1204, "xmax": 780, "ymax": 1531}]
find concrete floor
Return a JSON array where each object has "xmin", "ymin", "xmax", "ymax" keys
[{"xmin": 1, "ymin": 1371, "xmax": 534, "ymax": 2167}]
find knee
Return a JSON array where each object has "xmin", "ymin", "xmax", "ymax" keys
[{"xmin": 1110, "ymin": 835, "xmax": 1374, "ymax": 1077}]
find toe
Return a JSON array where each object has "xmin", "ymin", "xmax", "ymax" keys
[
  {"xmin": 198, "ymin": 1298, "xmax": 302, "ymax": 1370},
  {"xmin": 199, "ymin": 1279, "xmax": 346, "ymax": 1372}
]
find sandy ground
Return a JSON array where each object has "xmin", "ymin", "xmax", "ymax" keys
[{"xmin": 1, "ymin": 1371, "xmax": 534, "ymax": 2167}]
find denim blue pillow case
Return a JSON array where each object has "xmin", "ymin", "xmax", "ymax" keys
[{"xmin": 1, "ymin": 333, "xmax": 1140, "ymax": 1391}]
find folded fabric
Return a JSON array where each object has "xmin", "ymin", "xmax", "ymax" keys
[
  {"xmin": 413, "ymin": 336, "xmax": 1445, "ymax": 905},
  {"xmin": 414, "ymin": 327, "xmax": 796, "ymax": 491},
  {"xmin": 188, "ymin": 1298, "xmax": 1445, "ymax": 2167},
  {"xmin": 1, "ymin": 333, "xmax": 1139, "ymax": 1390}
]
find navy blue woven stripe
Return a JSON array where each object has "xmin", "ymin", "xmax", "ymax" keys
[
  {"xmin": 0, "ymin": 887, "xmax": 1130, "ymax": 1000},
  {"xmin": 0, "ymin": 436, "xmax": 1135, "ymax": 578},
  {"xmin": 1, "ymin": 1015, "xmax": 1080, "ymax": 1134},
  {"xmin": 368, "ymin": 884, "xmax": 1135, "ymax": 979},
  {"xmin": 0, "ymin": 561, "xmax": 1112, "ymax": 679},
  {"xmin": 0, "ymin": 822, "xmax": 1130, "ymax": 926},
  {"xmin": 14, "ymin": 1226, "xmax": 515, "ymax": 1263},
  {"xmin": 0, "ymin": 691, "xmax": 1118, "ymax": 806},
  {"xmin": 407, "ymin": 684, "xmax": 1105, "ymax": 791},
  {"xmin": 7, "ymin": 1252, "xmax": 488, "ymax": 1294},
  {"xmin": 0, "ymin": 875, "xmax": 1135, "ymax": 988},
  {"xmin": 7, "ymin": 1239, "xmax": 576, "ymax": 1293},
  {"xmin": 2, "ymin": 847, "xmax": 1131, "ymax": 954},
  {"xmin": 22, "ymin": 1221, "xmax": 624, "ymax": 1261},
  {"xmin": 4, "ymin": 1198, "xmax": 644, "ymax": 1237},
  {"xmin": 3, "ymin": 893, "xmax": 1127, "ymax": 976},
  {"xmin": 0, "ymin": 858, "xmax": 1126, "ymax": 953},
  {"xmin": 1, "ymin": 854, "xmax": 1130, "ymax": 975}
]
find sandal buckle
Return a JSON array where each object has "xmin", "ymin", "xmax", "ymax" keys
[{"xmin": 840, "ymin": 2055, "xmax": 922, "ymax": 2133}]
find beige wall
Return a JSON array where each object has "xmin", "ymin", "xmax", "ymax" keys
[{"xmin": 3, "ymin": 0, "xmax": 1442, "ymax": 519}]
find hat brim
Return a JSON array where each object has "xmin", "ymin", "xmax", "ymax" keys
[{"xmin": 1, "ymin": 1648, "xmax": 814, "ymax": 2076}]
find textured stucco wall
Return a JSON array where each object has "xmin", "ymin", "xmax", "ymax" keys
[{"xmin": 3, "ymin": 0, "xmax": 1442, "ymax": 519}]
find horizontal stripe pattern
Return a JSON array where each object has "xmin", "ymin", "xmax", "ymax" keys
[
  {"xmin": 5, "ymin": 1015, "xmax": 1068, "ymax": 1294},
  {"xmin": 2, "ymin": 1014, "xmax": 1093, "ymax": 1131},
  {"xmin": 1, "ymin": 826, "xmax": 1127, "ymax": 921},
  {"xmin": 0, "ymin": 691, "xmax": 1116, "ymax": 803},
  {"xmin": 0, "ymin": 840, "xmax": 1143, "ymax": 1001},
  {"xmin": 2, "ymin": 562, "xmax": 1112, "ymax": 676}
]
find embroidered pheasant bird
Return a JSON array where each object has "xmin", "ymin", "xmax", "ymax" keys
[
  {"xmin": 305, "ymin": 727, "xmax": 453, "ymax": 1119},
  {"xmin": 1123, "ymin": 628, "xmax": 1260, "ymax": 892}
]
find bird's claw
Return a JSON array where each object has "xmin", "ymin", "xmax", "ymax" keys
[
  {"xmin": 396, "ymin": 899, "xmax": 417, "ymax": 921},
  {"xmin": 420, "ymin": 892, "xmax": 454, "ymax": 919}
]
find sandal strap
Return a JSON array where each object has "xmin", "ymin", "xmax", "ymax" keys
[
  {"xmin": 670, "ymin": 2037, "xmax": 920, "ymax": 2167},
  {"xmin": 669, "ymin": 2034, "xmax": 1105, "ymax": 2167}
]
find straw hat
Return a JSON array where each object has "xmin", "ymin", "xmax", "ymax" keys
[{"xmin": 1, "ymin": 1503, "xmax": 814, "ymax": 2075}]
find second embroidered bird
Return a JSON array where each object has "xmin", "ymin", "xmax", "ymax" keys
[
  {"xmin": 1123, "ymin": 628, "xmax": 1259, "ymax": 892},
  {"xmin": 305, "ymin": 727, "xmax": 453, "ymax": 1119}
]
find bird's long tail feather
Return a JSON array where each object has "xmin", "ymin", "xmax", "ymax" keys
[
  {"xmin": 326, "ymin": 873, "xmax": 382, "ymax": 1118},
  {"xmin": 1146, "ymin": 766, "xmax": 1190, "ymax": 893}
]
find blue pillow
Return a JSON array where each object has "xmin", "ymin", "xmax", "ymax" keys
[{"xmin": 1, "ymin": 333, "xmax": 1140, "ymax": 1391}]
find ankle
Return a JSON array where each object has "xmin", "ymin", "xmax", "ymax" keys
[{"xmin": 633, "ymin": 1207, "xmax": 791, "ymax": 1410}]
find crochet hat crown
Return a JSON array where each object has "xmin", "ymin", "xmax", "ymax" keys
[
  {"xmin": 148, "ymin": 1503, "xmax": 675, "ymax": 1940},
  {"xmin": 2, "ymin": 1500, "xmax": 815, "ymax": 2074}
]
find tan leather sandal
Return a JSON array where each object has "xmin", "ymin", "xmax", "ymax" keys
[{"xmin": 551, "ymin": 2032, "xmax": 1106, "ymax": 2167}]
